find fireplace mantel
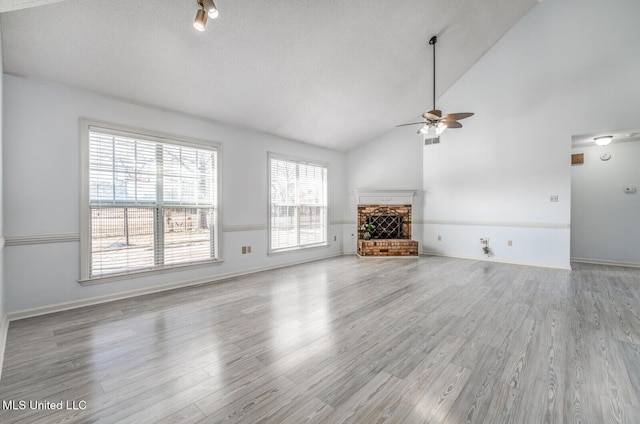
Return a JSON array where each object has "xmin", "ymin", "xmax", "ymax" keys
[{"xmin": 355, "ymin": 189, "xmax": 417, "ymax": 205}]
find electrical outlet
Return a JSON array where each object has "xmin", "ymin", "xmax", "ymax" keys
[
  {"xmin": 247, "ymin": 246, "xmax": 252, "ymax": 254},
  {"xmin": 437, "ymin": 235, "xmax": 441, "ymax": 241},
  {"xmin": 550, "ymin": 195, "xmax": 559, "ymax": 202},
  {"xmin": 242, "ymin": 246, "xmax": 247, "ymax": 254},
  {"xmin": 508, "ymin": 240, "xmax": 513, "ymax": 247},
  {"xmin": 334, "ymin": 235, "xmax": 337, "ymax": 241}
]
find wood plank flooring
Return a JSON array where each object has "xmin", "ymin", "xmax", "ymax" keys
[{"xmin": 0, "ymin": 256, "xmax": 639, "ymax": 423}]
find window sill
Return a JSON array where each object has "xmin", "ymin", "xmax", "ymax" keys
[
  {"xmin": 267, "ymin": 243, "xmax": 329, "ymax": 256},
  {"xmin": 79, "ymin": 258, "xmax": 224, "ymax": 286}
]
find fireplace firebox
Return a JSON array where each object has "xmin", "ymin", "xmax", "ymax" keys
[
  {"xmin": 366, "ymin": 212, "xmax": 403, "ymax": 240},
  {"xmin": 358, "ymin": 206, "xmax": 410, "ymax": 240}
]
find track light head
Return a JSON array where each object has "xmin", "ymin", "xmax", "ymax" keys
[
  {"xmin": 202, "ymin": 0, "xmax": 219, "ymax": 19},
  {"xmin": 194, "ymin": 7, "xmax": 207, "ymax": 31}
]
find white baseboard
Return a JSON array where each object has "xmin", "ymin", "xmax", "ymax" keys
[
  {"xmin": 571, "ymin": 257, "xmax": 640, "ymax": 269},
  {"xmin": 0, "ymin": 314, "xmax": 9, "ymax": 381},
  {"xmin": 6, "ymin": 250, "xmax": 578, "ymax": 321},
  {"xmin": 421, "ymin": 250, "xmax": 572, "ymax": 270},
  {"xmin": 7, "ymin": 252, "xmax": 345, "ymax": 321}
]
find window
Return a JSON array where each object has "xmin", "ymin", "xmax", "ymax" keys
[
  {"xmin": 81, "ymin": 120, "xmax": 219, "ymax": 280},
  {"xmin": 269, "ymin": 153, "xmax": 328, "ymax": 253}
]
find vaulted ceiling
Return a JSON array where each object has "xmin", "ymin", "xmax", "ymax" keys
[{"xmin": 1, "ymin": 0, "xmax": 538, "ymax": 151}]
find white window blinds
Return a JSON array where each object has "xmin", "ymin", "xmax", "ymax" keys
[
  {"xmin": 86, "ymin": 126, "xmax": 218, "ymax": 278},
  {"xmin": 269, "ymin": 154, "xmax": 328, "ymax": 252}
]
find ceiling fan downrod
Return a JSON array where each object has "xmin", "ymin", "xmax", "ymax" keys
[
  {"xmin": 429, "ymin": 36, "xmax": 437, "ymax": 112},
  {"xmin": 394, "ymin": 34, "xmax": 474, "ymax": 135}
]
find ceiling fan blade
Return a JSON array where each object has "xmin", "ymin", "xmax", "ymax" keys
[
  {"xmin": 444, "ymin": 121, "xmax": 463, "ymax": 129},
  {"xmin": 396, "ymin": 122, "xmax": 426, "ymax": 127},
  {"xmin": 422, "ymin": 110, "xmax": 442, "ymax": 120},
  {"xmin": 442, "ymin": 112, "xmax": 474, "ymax": 121}
]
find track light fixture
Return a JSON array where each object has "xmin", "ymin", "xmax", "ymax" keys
[
  {"xmin": 194, "ymin": 0, "xmax": 219, "ymax": 31},
  {"xmin": 194, "ymin": 6, "xmax": 207, "ymax": 31},
  {"xmin": 202, "ymin": 0, "xmax": 219, "ymax": 19}
]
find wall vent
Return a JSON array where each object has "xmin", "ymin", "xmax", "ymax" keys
[{"xmin": 424, "ymin": 136, "xmax": 440, "ymax": 145}]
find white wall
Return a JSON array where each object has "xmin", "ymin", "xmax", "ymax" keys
[
  {"xmin": 3, "ymin": 75, "xmax": 346, "ymax": 314},
  {"xmin": 345, "ymin": 125, "xmax": 424, "ymax": 253},
  {"xmin": 422, "ymin": 0, "xmax": 640, "ymax": 269},
  {"xmin": 425, "ymin": 0, "xmax": 640, "ymax": 269},
  {"xmin": 0, "ymin": 23, "xmax": 5, "ymax": 318},
  {"xmin": 347, "ymin": 0, "xmax": 640, "ymax": 269},
  {"xmin": 0, "ymin": 23, "xmax": 7, "ymax": 374},
  {"xmin": 571, "ymin": 139, "xmax": 640, "ymax": 265}
]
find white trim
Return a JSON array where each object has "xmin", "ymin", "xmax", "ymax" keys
[
  {"xmin": 5, "ymin": 251, "xmax": 578, "ymax": 320},
  {"xmin": 422, "ymin": 220, "xmax": 570, "ymax": 229},
  {"xmin": 7, "ymin": 252, "xmax": 343, "ymax": 321},
  {"xmin": 2, "ymin": 224, "xmax": 345, "ymax": 243},
  {"xmin": 268, "ymin": 151, "xmax": 330, "ymax": 168},
  {"xmin": 571, "ymin": 257, "xmax": 640, "ymax": 269},
  {"xmin": 221, "ymin": 221, "xmax": 345, "ymax": 233},
  {"xmin": 85, "ymin": 119, "xmax": 222, "ymax": 151},
  {"xmin": 267, "ymin": 151, "xmax": 330, "ymax": 255},
  {"xmin": 355, "ymin": 189, "xmax": 417, "ymax": 205},
  {"xmin": 79, "ymin": 258, "xmax": 224, "ymax": 285},
  {"xmin": 267, "ymin": 243, "xmax": 330, "ymax": 256},
  {"xmin": 0, "ymin": 314, "xmax": 8, "ymax": 381},
  {"xmin": 421, "ymin": 250, "xmax": 572, "ymax": 270},
  {"xmin": 80, "ymin": 118, "xmax": 91, "ymax": 279},
  {"xmin": 0, "ymin": 0, "xmax": 68, "ymax": 13},
  {"xmin": 79, "ymin": 118, "xmax": 223, "ymax": 281},
  {"xmin": 5, "ymin": 233, "xmax": 80, "ymax": 246},
  {"xmin": 223, "ymin": 224, "xmax": 267, "ymax": 232},
  {"xmin": 330, "ymin": 220, "xmax": 350, "ymax": 226}
]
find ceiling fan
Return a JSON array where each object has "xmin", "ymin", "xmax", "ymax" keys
[{"xmin": 397, "ymin": 36, "xmax": 474, "ymax": 137}]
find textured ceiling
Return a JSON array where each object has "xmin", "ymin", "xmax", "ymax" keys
[{"xmin": 1, "ymin": 0, "xmax": 538, "ymax": 151}]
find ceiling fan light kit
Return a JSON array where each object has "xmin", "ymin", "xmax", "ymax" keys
[
  {"xmin": 397, "ymin": 35, "xmax": 474, "ymax": 138},
  {"xmin": 594, "ymin": 135, "xmax": 613, "ymax": 146}
]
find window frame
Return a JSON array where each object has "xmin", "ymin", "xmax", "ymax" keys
[
  {"xmin": 80, "ymin": 118, "xmax": 223, "ymax": 283},
  {"xmin": 267, "ymin": 152, "xmax": 329, "ymax": 255}
]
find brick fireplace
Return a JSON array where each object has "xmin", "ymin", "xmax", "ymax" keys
[{"xmin": 356, "ymin": 190, "xmax": 419, "ymax": 257}]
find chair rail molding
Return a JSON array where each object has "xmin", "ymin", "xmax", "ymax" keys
[{"xmin": 5, "ymin": 233, "xmax": 81, "ymax": 246}]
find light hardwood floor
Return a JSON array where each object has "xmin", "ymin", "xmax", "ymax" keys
[{"xmin": 0, "ymin": 256, "xmax": 639, "ymax": 423}]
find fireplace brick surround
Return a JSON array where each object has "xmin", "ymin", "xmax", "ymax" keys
[
  {"xmin": 357, "ymin": 204, "xmax": 412, "ymax": 240},
  {"xmin": 355, "ymin": 190, "xmax": 419, "ymax": 257}
]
